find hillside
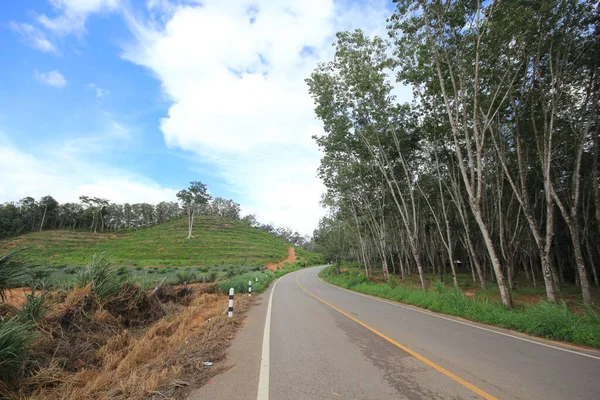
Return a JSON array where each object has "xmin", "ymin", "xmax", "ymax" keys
[{"xmin": 0, "ymin": 216, "xmax": 291, "ymax": 267}]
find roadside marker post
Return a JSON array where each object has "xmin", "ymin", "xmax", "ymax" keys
[
  {"xmin": 228, "ymin": 288, "xmax": 234, "ymax": 317},
  {"xmin": 249, "ymin": 280, "xmax": 252, "ymax": 296}
]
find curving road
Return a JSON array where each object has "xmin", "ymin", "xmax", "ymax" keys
[{"xmin": 190, "ymin": 265, "xmax": 600, "ymax": 400}]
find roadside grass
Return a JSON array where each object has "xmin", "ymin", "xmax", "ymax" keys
[
  {"xmin": 0, "ymin": 216, "xmax": 290, "ymax": 268},
  {"xmin": 0, "ymin": 249, "xmax": 323, "ymax": 395},
  {"xmin": 320, "ymin": 266, "xmax": 600, "ymax": 348}
]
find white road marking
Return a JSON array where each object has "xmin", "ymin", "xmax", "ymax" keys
[
  {"xmin": 315, "ymin": 270, "xmax": 600, "ymax": 361},
  {"xmin": 256, "ymin": 277, "xmax": 281, "ymax": 400}
]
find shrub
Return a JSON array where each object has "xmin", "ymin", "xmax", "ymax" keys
[
  {"xmin": 75, "ymin": 253, "xmax": 122, "ymax": 298},
  {"xmin": 175, "ymin": 269, "xmax": 196, "ymax": 284},
  {"xmin": 0, "ymin": 248, "xmax": 28, "ymax": 302},
  {"xmin": 388, "ymin": 276, "xmax": 398, "ymax": 289},
  {"xmin": 17, "ymin": 293, "xmax": 47, "ymax": 324},
  {"xmin": 204, "ymin": 271, "xmax": 218, "ymax": 283},
  {"xmin": 0, "ymin": 317, "xmax": 35, "ymax": 385},
  {"xmin": 64, "ymin": 266, "xmax": 80, "ymax": 275}
]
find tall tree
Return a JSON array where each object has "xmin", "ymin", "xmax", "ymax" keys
[{"xmin": 177, "ymin": 181, "xmax": 211, "ymax": 239}]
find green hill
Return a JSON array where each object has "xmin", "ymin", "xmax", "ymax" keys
[{"xmin": 0, "ymin": 216, "xmax": 292, "ymax": 268}]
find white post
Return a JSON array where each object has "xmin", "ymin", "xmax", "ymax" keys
[
  {"xmin": 248, "ymin": 280, "xmax": 252, "ymax": 296},
  {"xmin": 228, "ymin": 288, "xmax": 234, "ymax": 317}
]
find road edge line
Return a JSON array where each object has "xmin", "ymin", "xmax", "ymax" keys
[
  {"xmin": 315, "ymin": 270, "xmax": 600, "ymax": 360},
  {"xmin": 295, "ymin": 270, "xmax": 497, "ymax": 400},
  {"xmin": 256, "ymin": 277, "xmax": 280, "ymax": 400}
]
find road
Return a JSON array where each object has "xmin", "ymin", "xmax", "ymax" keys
[{"xmin": 190, "ymin": 265, "xmax": 600, "ymax": 400}]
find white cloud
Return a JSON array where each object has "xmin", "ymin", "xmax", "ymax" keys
[
  {"xmin": 38, "ymin": 0, "xmax": 122, "ymax": 36},
  {"xmin": 122, "ymin": 0, "xmax": 393, "ymax": 234},
  {"xmin": 0, "ymin": 134, "xmax": 176, "ymax": 206},
  {"xmin": 86, "ymin": 83, "xmax": 111, "ymax": 97},
  {"xmin": 8, "ymin": 22, "xmax": 58, "ymax": 54},
  {"xmin": 34, "ymin": 70, "xmax": 67, "ymax": 88}
]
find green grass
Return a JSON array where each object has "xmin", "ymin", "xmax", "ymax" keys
[
  {"xmin": 0, "ymin": 317, "xmax": 35, "ymax": 386},
  {"xmin": 0, "ymin": 216, "xmax": 290, "ymax": 268},
  {"xmin": 320, "ymin": 266, "xmax": 600, "ymax": 348}
]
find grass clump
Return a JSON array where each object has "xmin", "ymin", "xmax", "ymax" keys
[
  {"xmin": 0, "ymin": 317, "xmax": 35, "ymax": 390},
  {"xmin": 0, "ymin": 248, "xmax": 28, "ymax": 302},
  {"xmin": 17, "ymin": 292, "xmax": 47, "ymax": 324},
  {"xmin": 320, "ymin": 266, "xmax": 600, "ymax": 348},
  {"xmin": 75, "ymin": 253, "xmax": 122, "ymax": 298}
]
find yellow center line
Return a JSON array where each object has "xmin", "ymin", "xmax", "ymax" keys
[{"xmin": 295, "ymin": 269, "xmax": 497, "ymax": 400}]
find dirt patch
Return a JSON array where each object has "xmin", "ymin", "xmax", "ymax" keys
[
  {"xmin": 265, "ymin": 247, "xmax": 297, "ymax": 271},
  {"xmin": 3, "ymin": 288, "xmax": 31, "ymax": 307}
]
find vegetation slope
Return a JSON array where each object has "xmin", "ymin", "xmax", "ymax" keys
[{"xmin": 0, "ymin": 216, "xmax": 291, "ymax": 268}]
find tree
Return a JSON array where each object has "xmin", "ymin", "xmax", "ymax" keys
[
  {"xmin": 39, "ymin": 195, "xmax": 58, "ymax": 231},
  {"xmin": 177, "ymin": 181, "xmax": 211, "ymax": 239}
]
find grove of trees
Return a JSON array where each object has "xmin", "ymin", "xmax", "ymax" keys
[
  {"xmin": 308, "ymin": 0, "xmax": 599, "ymax": 307},
  {"xmin": 0, "ymin": 184, "xmax": 310, "ymax": 247}
]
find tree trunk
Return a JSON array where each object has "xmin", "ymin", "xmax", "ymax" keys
[{"xmin": 39, "ymin": 205, "xmax": 47, "ymax": 232}]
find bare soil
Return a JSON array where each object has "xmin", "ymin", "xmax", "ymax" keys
[{"xmin": 265, "ymin": 247, "xmax": 297, "ymax": 271}]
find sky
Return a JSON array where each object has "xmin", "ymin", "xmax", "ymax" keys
[{"xmin": 0, "ymin": 0, "xmax": 398, "ymax": 235}]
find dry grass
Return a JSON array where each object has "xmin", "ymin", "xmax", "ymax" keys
[{"xmin": 7, "ymin": 284, "xmax": 254, "ymax": 399}]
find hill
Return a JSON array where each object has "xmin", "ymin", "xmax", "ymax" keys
[{"xmin": 0, "ymin": 216, "xmax": 293, "ymax": 267}]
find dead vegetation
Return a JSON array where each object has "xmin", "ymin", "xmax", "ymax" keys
[{"xmin": 3, "ymin": 281, "xmax": 253, "ymax": 399}]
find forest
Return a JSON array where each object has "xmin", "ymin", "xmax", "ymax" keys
[{"xmin": 309, "ymin": 0, "xmax": 600, "ymax": 308}]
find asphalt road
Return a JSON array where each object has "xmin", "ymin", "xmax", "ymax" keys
[{"xmin": 190, "ymin": 265, "xmax": 600, "ymax": 400}]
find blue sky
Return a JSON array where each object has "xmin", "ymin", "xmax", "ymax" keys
[{"xmin": 0, "ymin": 0, "xmax": 395, "ymax": 235}]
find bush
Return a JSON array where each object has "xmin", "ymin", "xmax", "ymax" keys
[
  {"xmin": 0, "ymin": 317, "xmax": 35, "ymax": 385},
  {"xmin": 203, "ymin": 271, "xmax": 218, "ymax": 283},
  {"xmin": 75, "ymin": 253, "xmax": 123, "ymax": 298},
  {"xmin": 175, "ymin": 268, "xmax": 196, "ymax": 284},
  {"xmin": 0, "ymin": 248, "xmax": 28, "ymax": 302},
  {"xmin": 17, "ymin": 293, "xmax": 47, "ymax": 324},
  {"xmin": 388, "ymin": 276, "xmax": 398, "ymax": 289}
]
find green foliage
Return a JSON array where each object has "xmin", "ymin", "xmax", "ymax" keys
[
  {"xmin": 75, "ymin": 253, "xmax": 122, "ymax": 298},
  {"xmin": 0, "ymin": 248, "xmax": 28, "ymax": 303},
  {"xmin": 17, "ymin": 293, "xmax": 47, "ymax": 324},
  {"xmin": 175, "ymin": 268, "xmax": 197, "ymax": 284},
  {"xmin": 387, "ymin": 276, "xmax": 398, "ymax": 289},
  {"xmin": 321, "ymin": 267, "xmax": 600, "ymax": 348},
  {"xmin": 0, "ymin": 317, "xmax": 35, "ymax": 384},
  {"xmin": 204, "ymin": 271, "xmax": 217, "ymax": 283}
]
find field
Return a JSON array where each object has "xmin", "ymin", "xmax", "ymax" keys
[{"xmin": 0, "ymin": 216, "xmax": 289, "ymax": 268}]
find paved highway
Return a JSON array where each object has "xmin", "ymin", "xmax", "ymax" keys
[{"xmin": 190, "ymin": 265, "xmax": 600, "ymax": 400}]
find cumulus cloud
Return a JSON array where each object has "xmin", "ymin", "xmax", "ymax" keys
[
  {"xmin": 38, "ymin": 0, "xmax": 122, "ymax": 36},
  {"xmin": 121, "ymin": 0, "xmax": 393, "ymax": 234},
  {"xmin": 0, "ymin": 133, "xmax": 176, "ymax": 205},
  {"xmin": 8, "ymin": 22, "xmax": 58, "ymax": 54},
  {"xmin": 34, "ymin": 70, "xmax": 67, "ymax": 88},
  {"xmin": 86, "ymin": 83, "xmax": 111, "ymax": 97}
]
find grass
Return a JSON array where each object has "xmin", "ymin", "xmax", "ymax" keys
[
  {"xmin": 0, "ymin": 317, "xmax": 35, "ymax": 390},
  {"xmin": 320, "ymin": 266, "xmax": 600, "ymax": 348},
  {"xmin": 0, "ymin": 216, "xmax": 290, "ymax": 268},
  {"xmin": 0, "ymin": 248, "xmax": 29, "ymax": 302}
]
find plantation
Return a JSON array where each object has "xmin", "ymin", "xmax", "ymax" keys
[
  {"xmin": 0, "ymin": 216, "xmax": 291, "ymax": 268},
  {"xmin": 320, "ymin": 265, "xmax": 600, "ymax": 348}
]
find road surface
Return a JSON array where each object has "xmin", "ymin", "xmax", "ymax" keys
[{"xmin": 190, "ymin": 265, "xmax": 600, "ymax": 400}]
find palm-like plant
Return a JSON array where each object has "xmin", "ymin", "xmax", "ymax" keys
[{"xmin": 0, "ymin": 248, "xmax": 28, "ymax": 303}]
